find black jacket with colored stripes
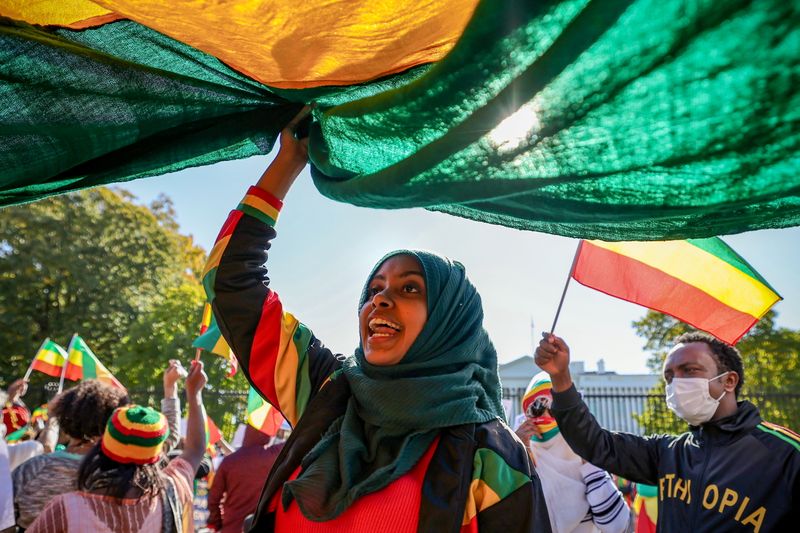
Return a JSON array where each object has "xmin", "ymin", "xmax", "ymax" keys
[{"xmin": 552, "ymin": 385, "xmax": 800, "ymax": 532}]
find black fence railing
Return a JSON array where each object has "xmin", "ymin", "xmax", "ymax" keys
[
  {"xmin": 29, "ymin": 383, "xmax": 800, "ymax": 439},
  {"xmin": 502, "ymin": 387, "xmax": 800, "ymax": 435}
]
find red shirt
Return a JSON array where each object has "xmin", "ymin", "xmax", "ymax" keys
[
  {"xmin": 273, "ymin": 437, "xmax": 439, "ymax": 532},
  {"xmin": 207, "ymin": 443, "xmax": 284, "ymax": 533}
]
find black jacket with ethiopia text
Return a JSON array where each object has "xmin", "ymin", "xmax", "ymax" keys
[{"xmin": 552, "ymin": 384, "xmax": 800, "ymax": 532}]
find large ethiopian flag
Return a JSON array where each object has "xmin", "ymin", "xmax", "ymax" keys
[{"xmin": 572, "ymin": 238, "xmax": 781, "ymax": 344}]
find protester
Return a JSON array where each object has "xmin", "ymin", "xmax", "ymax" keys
[
  {"xmin": 207, "ymin": 121, "xmax": 550, "ymax": 530},
  {"xmin": 27, "ymin": 360, "xmax": 208, "ymax": 533},
  {"xmin": 1, "ymin": 424, "xmax": 16, "ymax": 532},
  {"xmin": 2, "ymin": 379, "xmax": 31, "ymax": 442},
  {"xmin": 536, "ymin": 331, "xmax": 800, "ymax": 532},
  {"xmin": 516, "ymin": 372, "xmax": 631, "ymax": 533},
  {"xmin": 161, "ymin": 359, "xmax": 188, "ymax": 454},
  {"xmin": 207, "ymin": 425, "xmax": 285, "ymax": 533},
  {"xmin": 12, "ymin": 379, "xmax": 130, "ymax": 529},
  {"xmin": 12, "ymin": 360, "xmax": 184, "ymax": 530},
  {"xmin": 1, "ymin": 382, "xmax": 43, "ymax": 471}
]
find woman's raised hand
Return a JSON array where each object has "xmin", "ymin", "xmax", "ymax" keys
[{"xmin": 257, "ymin": 106, "xmax": 313, "ymax": 199}]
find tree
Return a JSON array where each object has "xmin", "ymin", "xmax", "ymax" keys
[
  {"xmin": 631, "ymin": 310, "xmax": 800, "ymax": 433},
  {"xmin": 0, "ymin": 187, "xmax": 203, "ymax": 386},
  {"xmin": 116, "ymin": 280, "xmax": 251, "ymax": 435},
  {"xmin": 1, "ymin": 187, "xmax": 252, "ymax": 437}
]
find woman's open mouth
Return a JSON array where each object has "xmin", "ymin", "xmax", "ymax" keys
[{"xmin": 368, "ymin": 317, "xmax": 402, "ymax": 338}]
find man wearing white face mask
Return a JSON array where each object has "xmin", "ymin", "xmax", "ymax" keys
[{"xmin": 536, "ymin": 331, "xmax": 800, "ymax": 533}]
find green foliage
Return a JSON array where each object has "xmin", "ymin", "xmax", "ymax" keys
[
  {"xmin": 116, "ymin": 282, "xmax": 207, "ymax": 385},
  {"xmin": 115, "ymin": 280, "xmax": 251, "ymax": 437},
  {"xmin": 0, "ymin": 187, "xmax": 197, "ymax": 383},
  {"xmin": 631, "ymin": 310, "xmax": 800, "ymax": 433},
  {"xmin": 0, "ymin": 187, "xmax": 253, "ymax": 439}
]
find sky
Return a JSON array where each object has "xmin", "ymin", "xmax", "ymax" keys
[{"xmin": 122, "ymin": 148, "xmax": 800, "ymax": 376}]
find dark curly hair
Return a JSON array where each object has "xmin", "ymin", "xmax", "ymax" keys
[
  {"xmin": 78, "ymin": 442, "xmax": 165, "ymax": 499},
  {"xmin": 50, "ymin": 380, "xmax": 129, "ymax": 441},
  {"xmin": 675, "ymin": 332, "xmax": 744, "ymax": 396}
]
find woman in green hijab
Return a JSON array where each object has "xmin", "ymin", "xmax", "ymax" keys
[{"xmin": 206, "ymin": 125, "xmax": 551, "ymax": 532}]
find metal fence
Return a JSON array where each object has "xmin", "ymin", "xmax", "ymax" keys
[
  {"xmin": 502, "ymin": 387, "xmax": 800, "ymax": 435},
  {"xmin": 31, "ymin": 383, "xmax": 800, "ymax": 438}
]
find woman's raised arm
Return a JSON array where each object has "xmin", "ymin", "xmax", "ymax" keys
[{"xmin": 206, "ymin": 118, "xmax": 341, "ymax": 428}]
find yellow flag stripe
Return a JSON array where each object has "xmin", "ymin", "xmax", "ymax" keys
[
  {"xmin": 35, "ymin": 348, "xmax": 65, "ymax": 366},
  {"xmin": 1, "ymin": 0, "xmax": 119, "ymax": 29},
  {"xmin": 82, "ymin": 0, "xmax": 477, "ymax": 88}
]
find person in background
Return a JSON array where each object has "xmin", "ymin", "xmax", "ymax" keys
[
  {"xmin": 516, "ymin": 372, "xmax": 631, "ymax": 533},
  {"xmin": 1, "ymin": 381, "xmax": 43, "ymax": 471},
  {"xmin": 1, "ymin": 422, "xmax": 16, "ymax": 532},
  {"xmin": 12, "ymin": 379, "xmax": 130, "ymax": 530},
  {"xmin": 2, "ymin": 379, "xmax": 31, "ymax": 444},
  {"xmin": 27, "ymin": 360, "xmax": 209, "ymax": 533},
  {"xmin": 162, "ymin": 359, "xmax": 188, "ymax": 454},
  {"xmin": 13, "ymin": 360, "xmax": 184, "ymax": 530},
  {"xmin": 536, "ymin": 331, "xmax": 800, "ymax": 533},
  {"xmin": 207, "ymin": 425, "xmax": 285, "ymax": 533}
]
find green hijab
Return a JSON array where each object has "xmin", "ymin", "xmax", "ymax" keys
[{"xmin": 282, "ymin": 250, "xmax": 505, "ymax": 521}]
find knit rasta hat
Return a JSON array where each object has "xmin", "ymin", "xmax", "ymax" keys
[
  {"xmin": 101, "ymin": 405, "xmax": 169, "ymax": 465},
  {"xmin": 522, "ymin": 371, "xmax": 553, "ymax": 417}
]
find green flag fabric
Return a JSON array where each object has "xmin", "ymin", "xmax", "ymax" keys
[
  {"xmin": 2, "ymin": 0, "xmax": 799, "ymax": 240},
  {"xmin": 0, "ymin": 18, "xmax": 301, "ymax": 207}
]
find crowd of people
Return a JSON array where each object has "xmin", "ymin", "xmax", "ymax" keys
[{"xmin": 2, "ymin": 124, "xmax": 798, "ymax": 532}]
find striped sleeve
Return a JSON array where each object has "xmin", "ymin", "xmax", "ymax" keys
[
  {"xmin": 580, "ymin": 464, "xmax": 631, "ymax": 533},
  {"xmin": 461, "ymin": 421, "xmax": 552, "ymax": 532},
  {"xmin": 757, "ymin": 422, "xmax": 800, "ymax": 453},
  {"xmin": 207, "ymin": 186, "xmax": 341, "ymax": 427}
]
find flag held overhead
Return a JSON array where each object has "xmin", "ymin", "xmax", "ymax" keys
[{"xmin": 571, "ymin": 238, "xmax": 782, "ymax": 345}]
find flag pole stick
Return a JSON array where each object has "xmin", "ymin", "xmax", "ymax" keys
[
  {"xmin": 22, "ymin": 338, "xmax": 50, "ymax": 382},
  {"xmin": 58, "ymin": 334, "xmax": 78, "ymax": 393},
  {"xmin": 549, "ymin": 242, "xmax": 582, "ymax": 335}
]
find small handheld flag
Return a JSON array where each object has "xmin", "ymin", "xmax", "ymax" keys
[
  {"xmin": 205, "ymin": 415, "xmax": 223, "ymax": 453},
  {"xmin": 64, "ymin": 334, "xmax": 127, "ymax": 391},
  {"xmin": 24, "ymin": 339, "xmax": 67, "ymax": 380},
  {"xmin": 246, "ymin": 387, "xmax": 284, "ymax": 437},
  {"xmin": 193, "ymin": 303, "xmax": 237, "ymax": 377},
  {"xmin": 571, "ymin": 238, "xmax": 781, "ymax": 344},
  {"xmin": 30, "ymin": 404, "xmax": 48, "ymax": 427}
]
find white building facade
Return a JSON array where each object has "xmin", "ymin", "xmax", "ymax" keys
[{"xmin": 499, "ymin": 356, "xmax": 660, "ymax": 434}]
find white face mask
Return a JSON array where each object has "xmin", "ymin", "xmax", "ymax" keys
[{"xmin": 665, "ymin": 372, "xmax": 729, "ymax": 426}]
